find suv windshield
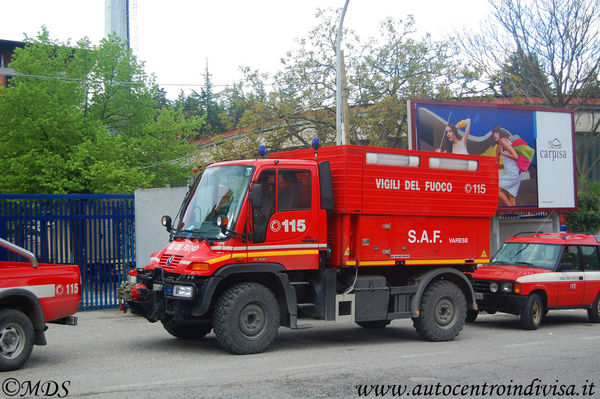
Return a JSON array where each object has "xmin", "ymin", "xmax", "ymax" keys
[
  {"xmin": 492, "ymin": 242, "xmax": 562, "ymax": 270},
  {"xmin": 177, "ymin": 165, "xmax": 255, "ymax": 241}
]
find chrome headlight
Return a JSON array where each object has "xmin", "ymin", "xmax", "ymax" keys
[
  {"xmin": 489, "ymin": 282, "xmax": 499, "ymax": 293},
  {"xmin": 173, "ymin": 285, "xmax": 194, "ymax": 298}
]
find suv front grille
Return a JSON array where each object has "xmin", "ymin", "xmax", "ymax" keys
[{"xmin": 473, "ymin": 279, "xmax": 491, "ymax": 293}]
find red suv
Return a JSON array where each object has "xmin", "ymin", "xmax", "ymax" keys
[{"xmin": 468, "ymin": 233, "xmax": 600, "ymax": 329}]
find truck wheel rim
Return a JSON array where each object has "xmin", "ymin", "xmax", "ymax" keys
[
  {"xmin": 434, "ymin": 297, "xmax": 456, "ymax": 328},
  {"xmin": 0, "ymin": 323, "xmax": 25, "ymax": 360},
  {"xmin": 238, "ymin": 302, "xmax": 267, "ymax": 339}
]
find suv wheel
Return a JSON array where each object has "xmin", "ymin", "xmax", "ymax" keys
[
  {"xmin": 588, "ymin": 294, "xmax": 600, "ymax": 323},
  {"xmin": 0, "ymin": 309, "xmax": 34, "ymax": 371},
  {"xmin": 520, "ymin": 293, "xmax": 543, "ymax": 330}
]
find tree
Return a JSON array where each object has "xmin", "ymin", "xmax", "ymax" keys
[
  {"xmin": 202, "ymin": 8, "xmax": 471, "ymax": 164},
  {"xmin": 352, "ymin": 16, "xmax": 474, "ymax": 147},
  {"xmin": 171, "ymin": 62, "xmax": 229, "ymax": 139},
  {"xmin": 496, "ymin": 50, "xmax": 552, "ymax": 99},
  {"xmin": 0, "ymin": 28, "xmax": 204, "ymax": 193},
  {"xmin": 456, "ymin": 0, "xmax": 600, "ymax": 186}
]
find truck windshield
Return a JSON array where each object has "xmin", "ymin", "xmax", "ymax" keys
[
  {"xmin": 491, "ymin": 243, "xmax": 561, "ymax": 270},
  {"xmin": 177, "ymin": 165, "xmax": 255, "ymax": 241}
]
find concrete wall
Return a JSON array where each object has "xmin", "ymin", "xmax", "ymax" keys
[
  {"xmin": 490, "ymin": 213, "xmax": 560, "ymax": 256},
  {"xmin": 134, "ymin": 187, "xmax": 188, "ymax": 267}
]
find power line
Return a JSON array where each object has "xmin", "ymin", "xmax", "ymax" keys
[{"xmin": 6, "ymin": 72, "xmax": 274, "ymax": 89}]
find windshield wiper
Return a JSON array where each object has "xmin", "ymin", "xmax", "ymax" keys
[
  {"xmin": 513, "ymin": 261, "xmax": 533, "ymax": 266},
  {"xmin": 175, "ymin": 229, "xmax": 210, "ymax": 243}
]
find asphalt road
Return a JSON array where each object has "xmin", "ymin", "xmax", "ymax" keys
[{"xmin": 6, "ymin": 309, "xmax": 600, "ymax": 398}]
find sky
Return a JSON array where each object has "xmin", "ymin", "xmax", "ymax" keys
[{"xmin": 0, "ymin": 0, "xmax": 491, "ymax": 98}]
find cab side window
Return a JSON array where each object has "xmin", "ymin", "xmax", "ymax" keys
[
  {"xmin": 580, "ymin": 246, "xmax": 600, "ymax": 271},
  {"xmin": 277, "ymin": 170, "xmax": 311, "ymax": 211},
  {"xmin": 560, "ymin": 246, "xmax": 581, "ymax": 270}
]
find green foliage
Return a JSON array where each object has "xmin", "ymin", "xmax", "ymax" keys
[
  {"xmin": 0, "ymin": 28, "xmax": 204, "ymax": 194},
  {"xmin": 199, "ymin": 9, "xmax": 473, "ymax": 164},
  {"xmin": 566, "ymin": 192, "xmax": 600, "ymax": 233}
]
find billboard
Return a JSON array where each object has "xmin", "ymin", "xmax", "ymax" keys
[{"xmin": 407, "ymin": 99, "xmax": 576, "ymax": 212}]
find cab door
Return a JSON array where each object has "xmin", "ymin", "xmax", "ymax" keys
[
  {"xmin": 248, "ymin": 167, "xmax": 320, "ymax": 270},
  {"xmin": 556, "ymin": 245, "xmax": 585, "ymax": 306}
]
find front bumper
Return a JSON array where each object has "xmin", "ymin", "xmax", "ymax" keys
[
  {"xmin": 118, "ymin": 267, "xmax": 214, "ymax": 322},
  {"xmin": 474, "ymin": 291, "xmax": 527, "ymax": 315}
]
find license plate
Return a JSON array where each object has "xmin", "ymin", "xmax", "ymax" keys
[
  {"xmin": 475, "ymin": 292, "xmax": 484, "ymax": 300},
  {"xmin": 153, "ymin": 284, "xmax": 163, "ymax": 291}
]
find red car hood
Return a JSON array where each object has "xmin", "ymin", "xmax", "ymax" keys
[{"xmin": 471, "ymin": 264, "xmax": 551, "ymax": 281}]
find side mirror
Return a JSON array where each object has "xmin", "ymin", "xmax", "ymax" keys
[
  {"xmin": 217, "ymin": 216, "xmax": 229, "ymax": 234},
  {"xmin": 249, "ymin": 184, "xmax": 263, "ymax": 209},
  {"xmin": 161, "ymin": 215, "xmax": 173, "ymax": 233}
]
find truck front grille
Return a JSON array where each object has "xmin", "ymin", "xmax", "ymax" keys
[{"xmin": 159, "ymin": 254, "xmax": 184, "ymax": 269}]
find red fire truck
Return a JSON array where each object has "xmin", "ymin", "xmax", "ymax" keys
[
  {"xmin": 120, "ymin": 142, "xmax": 498, "ymax": 354},
  {"xmin": 0, "ymin": 238, "xmax": 80, "ymax": 371}
]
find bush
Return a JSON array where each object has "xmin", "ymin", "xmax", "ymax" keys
[{"xmin": 566, "ymin": 192, "xmax": 600, "ymax": 233}]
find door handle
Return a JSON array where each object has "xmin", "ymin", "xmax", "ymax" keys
[{"xmin": 302, "ymin": 238, "xmax": 317, "ymax": 242}]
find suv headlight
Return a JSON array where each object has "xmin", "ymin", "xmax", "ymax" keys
[
  {"xmin": 490, "ymin": 282, "xmax": 499, "ymax": 293},
  {"xmin": 500, "ymin": 282, "xmax": 513, "ymax": 293},
  {"xmin": 173, "ymin": 285, "xmax": 194, "ymax": 298}
]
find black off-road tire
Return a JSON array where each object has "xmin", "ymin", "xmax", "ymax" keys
[
  {"xmin": 0, "ymin": 309, "xmax": 34, "ymax": 371},
  {"xmin": 413, "ymin": 280, "xmax": 467, "ymax": 341},
  {"xmin": 520, "ymin": 293, "xmax": 543, "ymax": 330},
  {"xmin": 161, "ymin": 320, "xmax": 212, "ymax": 340},
  {"xmin": 465, "ymin": 309, "xmax": 479, "ymax": 323},
  {"xmin": 356, "ymin": 320, "xmax": 391, "ymax": 329},
  {"xmin": 587, "ymin": 294, "xmax": 600, "ymax": 323},
  {"xmin": 212, "ymin": 282, "xmax": 280, "ymax": 354}
]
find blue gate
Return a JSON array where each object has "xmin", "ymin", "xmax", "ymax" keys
[{"xmin": 0, "ymin": 194, "xmax": 135, "ymax": 310}]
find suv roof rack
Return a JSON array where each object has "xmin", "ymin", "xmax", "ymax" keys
[
  {"xmin": 512, "ymin": 232, "xmax": 540, "ymax": 237},
  {"xmin": 512, "ymin": 232, "xmax": 600, "ymax": 242}
]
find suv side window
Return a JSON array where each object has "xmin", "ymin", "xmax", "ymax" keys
[
  {"xmin": 559, "ymin": 246, "xmax": 581, "ymax": 271},
  {"xmin": 580, "ymin": 246, "xmax": 600, "ymax": 271}
]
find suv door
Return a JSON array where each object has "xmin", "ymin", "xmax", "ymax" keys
[
  {"xmin": 581, "ymin": 245, "xmax": 600, "ymax": 306},
  {"xmin": 556, "ymin": 245, "xmax": 585, "ymax": 306}
]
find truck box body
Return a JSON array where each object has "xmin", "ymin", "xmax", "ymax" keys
[{"xmin": 274, "ymin": 145, "xmax": 499, "ymax": 267}]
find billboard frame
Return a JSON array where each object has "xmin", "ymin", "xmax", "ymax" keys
[{"xmin": 407, "ymin": 98, "xmax": 577, "ymax": 213}]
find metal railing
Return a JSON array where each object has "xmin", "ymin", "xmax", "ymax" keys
[{"xmin": 0, "ymin": 194, "xmax": 135, "ymax": 310}]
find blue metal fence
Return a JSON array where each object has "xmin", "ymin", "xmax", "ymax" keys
[{"xmin": 0, "ymin": 194, "xmax": 135, "ymax": 310}]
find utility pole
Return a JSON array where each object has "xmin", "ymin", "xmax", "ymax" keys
[
  {"xmin": 336, "ymin": 0, "xmax": 350, "ymax": 145},
  {"xmin": 340, "ymin": 50, "xmax": 350, "ymax": 145}
]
